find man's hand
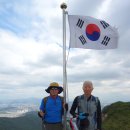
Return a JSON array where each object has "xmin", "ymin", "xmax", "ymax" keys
[
  {"xmin": 38, "ymin": 111, "xmax": 45, "ymax": 118},
  {"xmin": 78, "ymin": 113, "xmax": 87, "ymax": 120},
  {"xmin": 63, "ymin": 103, "xmax": 68, "ymax": 111}
]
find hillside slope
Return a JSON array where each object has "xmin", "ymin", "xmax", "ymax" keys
[
  {"xmin": 0, "ymin": 111, "xmax": 42, "ymax": 130},
  {"xmin": 102, "ymin": 101, "xmax": 130, "ymax": 130}
]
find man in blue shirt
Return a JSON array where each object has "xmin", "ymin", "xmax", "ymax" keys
[{"xmin": 39, "ymin": 82, "xmax": 64, "ymax": 130}]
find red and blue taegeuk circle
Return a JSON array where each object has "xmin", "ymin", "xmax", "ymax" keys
[{"xmin": 86, "ymin": 24, "xmax": 100, "ymax": 41}]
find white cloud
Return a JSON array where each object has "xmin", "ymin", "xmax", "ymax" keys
[
  {"xmin": 96, "ymin": 0, "xmax": 113, "ymax": 19},
  {"xmin": 0, "ymin": 0, "xmax": 130, "ymax": 105}
]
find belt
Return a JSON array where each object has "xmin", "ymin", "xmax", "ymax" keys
[{"xmin": 44, "ymin": 121, "xmax": 62, "ymax": 124}]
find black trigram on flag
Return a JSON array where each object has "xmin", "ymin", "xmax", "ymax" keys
[
  {"xmin": 101, "ymin": 36, "xmax": 110, "ymax": 46},
  {"xmin": 76, "ymin": 19, "xmax": 84, "ymax": 28},
  {"xmin": 100, "ymin": 21, "xmax": 109, "ymax": 29},
  {"xmin": 79, "ymin": 35, "xmax": 87, "ymax": 45}
]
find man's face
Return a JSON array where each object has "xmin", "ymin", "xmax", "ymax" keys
[
  {"xmin": 83, "ymin": 84, "xmax": 93, "ymax": 96},
  {"xmin": 50, "ymin": 87, "xmax": 59, "ymax": 96}
]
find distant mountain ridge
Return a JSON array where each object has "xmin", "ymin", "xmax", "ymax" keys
[
  {"xmin": 0, "ymin": 97, "xmax": 41, "ymax": 118},
  {"xmin": 0, "ymin": 97, "xmax": 41, "ymax": 105}
]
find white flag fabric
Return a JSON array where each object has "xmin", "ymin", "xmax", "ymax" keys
[{"xmin": 68, "ymin": 15, "xmax": 118, "ymax": 50}]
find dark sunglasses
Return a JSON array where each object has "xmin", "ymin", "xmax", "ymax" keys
[{"xmin": 51, "ymin": 87, "xmax": 59, "ymax": 90}]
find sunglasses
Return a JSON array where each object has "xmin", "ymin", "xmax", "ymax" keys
[{"xmin": 51, "ymin": 87, "xmax": 59, "ymax": 90}]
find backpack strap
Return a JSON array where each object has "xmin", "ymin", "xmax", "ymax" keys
[
  {"xmin": 43, "ymin": 96, "xmax": 49, "ymax": 113},
  {"xmin": 58, "ymin": 95, "xmax": 64, "ymax": 104},
  {"xmin": 95, "ymin": 97, "xmax": 99, "ymax": 107},
  {"xmin": 92, "ymin": 96, "xmax": 99, "ymax": 107},
  {"xmin": 77, "ymin": 95, "xmax": 85, "ymax": 113}
]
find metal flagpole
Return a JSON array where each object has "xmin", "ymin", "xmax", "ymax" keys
[{"xmin": 60, "ymin": 3, "xmax": 67, "ymax": 130}]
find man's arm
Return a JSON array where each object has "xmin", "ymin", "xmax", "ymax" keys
[
  {"xmin": 70, "ymin": 96, "xmax": 79, "ymax": 118},
  {"xmin": 97, "ymin": 99, "xmax": 102, "ymax": 130},
  {"xmin": 38, "ymin": 99, "xmax": 45, "ymax": 118}
]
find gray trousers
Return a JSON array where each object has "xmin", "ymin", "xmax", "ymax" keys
[{"xmin": 42, "ymin": 122, "xmax": 63, "ymax": 130}]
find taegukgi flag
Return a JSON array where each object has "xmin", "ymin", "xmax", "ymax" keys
[{"xmin": 68, "ymin": 15, "xmax": 118, "ymax": 50}]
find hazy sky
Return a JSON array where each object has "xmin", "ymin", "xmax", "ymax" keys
[{"xmin": 0, "ymin": 0, "xmax": 130, "ymax": 105}]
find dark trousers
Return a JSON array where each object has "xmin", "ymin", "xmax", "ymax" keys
[{"xmin": 42, "ymin": 122, "xmax": 63, "ymax": 130}]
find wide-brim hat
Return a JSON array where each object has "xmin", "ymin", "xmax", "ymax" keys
[{"xmin": 45, "ymin": 82, "xmax": 63, "ymax": 94}]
